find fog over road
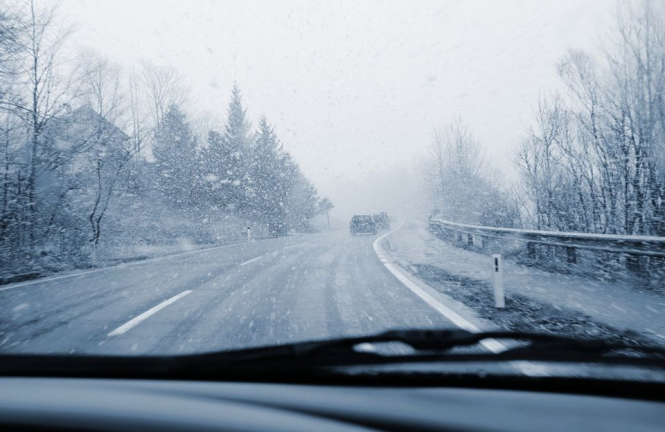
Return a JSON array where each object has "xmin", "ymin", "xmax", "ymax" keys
[{"xmin": 0, "ymin": 231, "xmax": 457, "ymax": 355}]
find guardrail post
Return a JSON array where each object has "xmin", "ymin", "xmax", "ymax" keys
[
  {"xmin": 457, "ymin": 232, "xmax": 463, "ymax": 243},
  {"xmin": 626, "ymin": 254, "xmax": 642, "ymax": 274},
  {"xmin": 492, "ymin": 254, "xmax": 505, "ymax": 308},
  {"xmin": 526, "ymin": 242, "xmax": 536, "ymax": 259},
  {"xmin": 650, "ymin": 256, "xmax": 664, "ymax": 281},
  {"xmin": 566, "ymin": 247, "xmax": 577, "ymax": 264}
]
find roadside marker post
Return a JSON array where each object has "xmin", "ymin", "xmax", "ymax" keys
[
  {"xmin": 492, "ymin": 254, "xmax": 505, "ymax": 308},
  {"xmin": 247, "ymin": 227, "xmax": 252, "ymax": 241}
]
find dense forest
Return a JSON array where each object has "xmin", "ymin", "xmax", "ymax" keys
[{"xmin": 0, "ymin": 1, "xmax": 329, "ymax": 276}]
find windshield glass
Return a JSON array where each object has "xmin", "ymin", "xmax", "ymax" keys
[{"xmin": 0, "ymin": 0, "xmax": 664, "ymax": 379}]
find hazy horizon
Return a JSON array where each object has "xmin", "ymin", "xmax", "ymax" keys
[{"xmin": 59, "ymin": 0, "xmax": 615, "ymax": 217}]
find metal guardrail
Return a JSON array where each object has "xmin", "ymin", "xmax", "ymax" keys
[{"xmin": 428, "ymin": 218, "xmax": 665, "ymax": 259}]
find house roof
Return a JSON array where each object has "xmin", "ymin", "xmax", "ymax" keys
[{"xmin": 47, "ymin": 105, "xmax": 130, "ymax": 144}]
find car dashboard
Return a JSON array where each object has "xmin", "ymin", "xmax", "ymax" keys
[{"xmin": 0, "ymin": 378, "xmax": 663, "ymax": 431}]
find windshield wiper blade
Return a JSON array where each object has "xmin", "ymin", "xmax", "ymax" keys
[
  {"xmin": 1, "ymin": 329, "xmax": 664, "ymax": 378},
  {"xmin": 181, "ymin": 329, "xmax": 665, "ymax": 374},
  {"xmin": 217, "ymin": 329, "xmax": 665, "ymax": 363}
]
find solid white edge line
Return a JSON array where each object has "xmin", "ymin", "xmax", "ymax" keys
[
  {"xmin": 108, "ymin": 290, "xmax": 193, "ymax": 337},
  {"xmin": 372, "ymin": 226, "xmax": 506, "ymax": 354},
  {"xmin": 240, "ymin": 256, "xmax": 263, "ymax": 266}
]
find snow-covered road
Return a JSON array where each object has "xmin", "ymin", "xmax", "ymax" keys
[{"xmin": 0, "ymin": 231, "xmax": 458, "ymax": 355}]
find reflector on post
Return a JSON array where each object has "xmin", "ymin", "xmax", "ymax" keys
[{"xmin": 492, "ymin": 254, "xmax": 505, "ymax": 308}]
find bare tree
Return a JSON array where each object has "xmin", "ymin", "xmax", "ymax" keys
[
  {"xmin": 426, "ymin": 118, "xmax": 512, "ymax": 226},
  {"xmin": 139, "ymin": 61, "xmax": 187, "ymax": 131},
  {"xmin": 512, "ymin": 0, "xmax": 665, "ymax": 276},
  {"xmin": 77, "ymin": 53, "xmax": 138, "ymax": 265},
  {"xmin": 127, "ymin": 71, "xmax": 148, "ymax": 161},
  {"xmin": 0, "ymin": 7, "xmax": 23, "ymax": 245},
  {"xmin": 78, "ymin": 51, "xmax": 124, "ymax": 123},
  {"xmin": 3, "ymin": 0, "xmax": 79, "ymax": 250},
  {"xmin": 318, "ymin": 197, "xmax": 334, "ymax": 229}
]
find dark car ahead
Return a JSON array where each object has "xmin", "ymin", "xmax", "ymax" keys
[
  {"xmin": 350, "ymin": 215, "xmax": 377, "ymax": 235},
  {"xmin": 373, "ymin": 212, "xmax": 391, "ymax": 230}
]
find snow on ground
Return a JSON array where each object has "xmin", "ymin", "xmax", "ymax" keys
[{"xmin": 385, "ymin": 221, "xmax": 665, "ymax": 344}]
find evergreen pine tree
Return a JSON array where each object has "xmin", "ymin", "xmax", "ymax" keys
[
  {"xmin": 251, "ymin": 116, "xmax": 284, "ymax": 221},
  {"xmin": 222, "ymin": 84, "xmax": 252, "ymax": 213},
  {"xmin": 152, "ymin": 104, "xmax": 197, "ymax": 209}
]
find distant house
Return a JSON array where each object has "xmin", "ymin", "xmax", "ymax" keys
[
  {"xmin": 44, "ymin": 105, "xmax": 130, "ymax": 172},
  {"xmin": 37, "ymin": 105, "xmax": 131, "ymax": 213}
]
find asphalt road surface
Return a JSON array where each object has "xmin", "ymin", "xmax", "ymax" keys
[{"xmin": 0, "ymin": 231, "xmax": 459, "ymax": 355}]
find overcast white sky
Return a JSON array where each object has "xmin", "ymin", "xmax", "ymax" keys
[{"xmin": 59, "ymin": 0, "xmax": 615, "ymax": 214}]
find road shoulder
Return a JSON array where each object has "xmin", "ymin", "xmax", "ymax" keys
[
  {"xmin": 381, "ymin": 222, "xmax": 664, "ymax": 346},
  {"xmin": 373, "ymin": 225, "xmax": 506, "ymax": 353}
]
